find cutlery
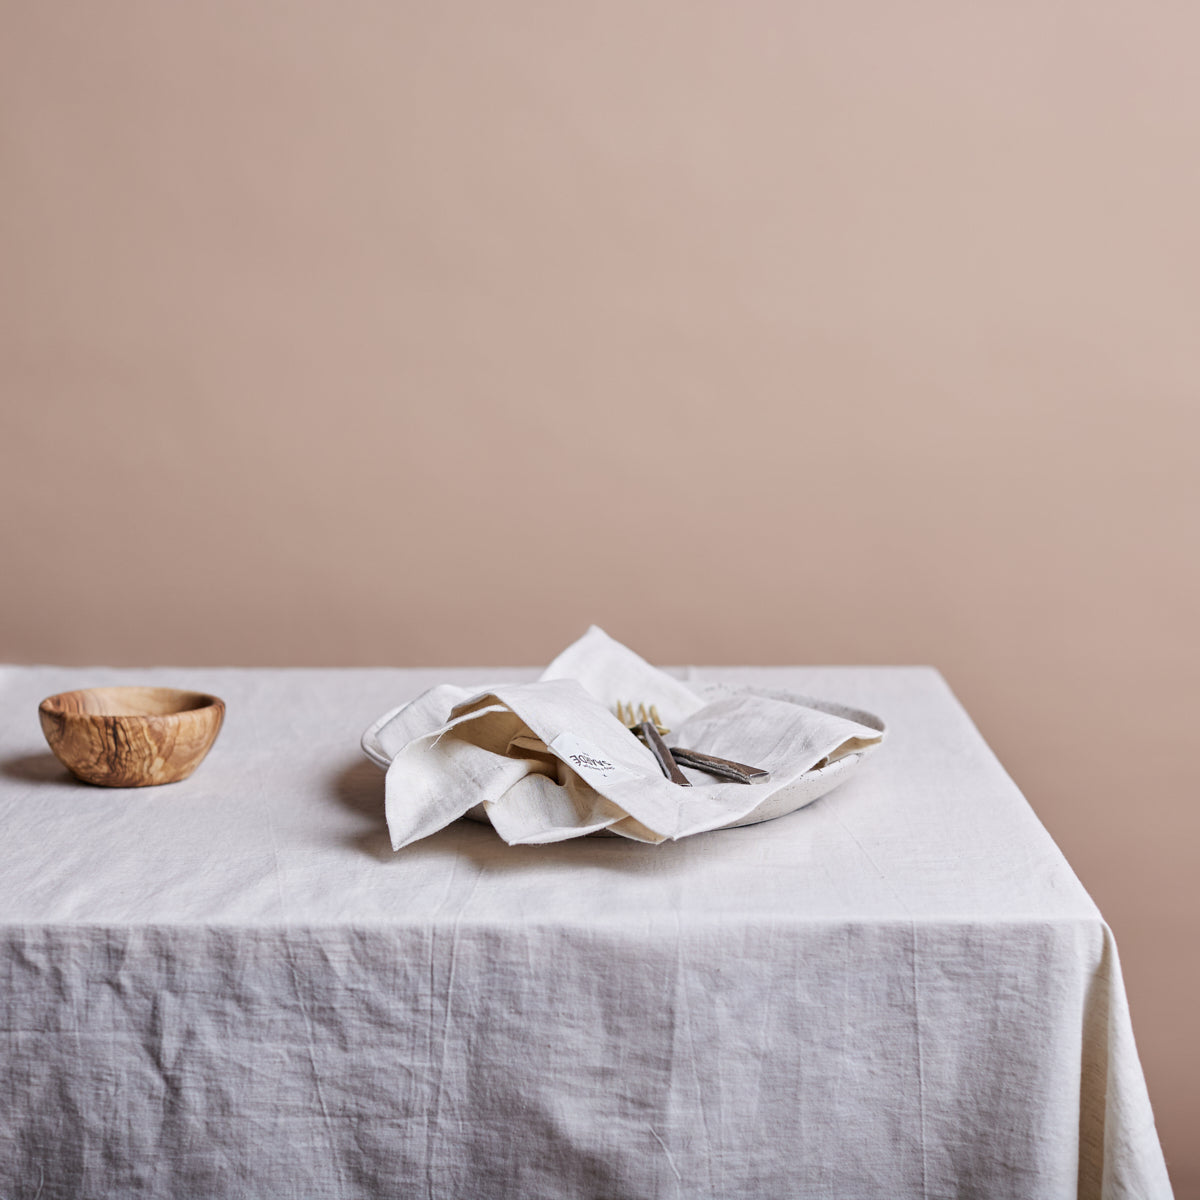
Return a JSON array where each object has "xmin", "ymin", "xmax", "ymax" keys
[{"xmin": 615, "ymin": 701, "xmax": 769, "ymax": 785}]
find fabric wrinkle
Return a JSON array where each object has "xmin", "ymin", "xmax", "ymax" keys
[
  {"xmin": 814, "ymin": 930, "xmax": 853, "ymax": 1200},
  {"xmin": 671, "ymin": 914, "xmax": 716, "ymax": 1198},
  {"xmin": 423, "ymin": 857, "xmax": 484, "ymax": 1199},
  {"xmin": 910, "ymin": 920, "xmax": 930, "ymax": 1200},
  {"xmin": 280, "ymin": 934, "xmax": 342, "ymax": 1189},
  {"xmin": 649, "ymin": 1124, "xmax": 683, "ymax": 1184}
]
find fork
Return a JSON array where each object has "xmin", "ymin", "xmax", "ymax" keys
[
  {"xmin": 616, "ymin": 702, "xmax": 690, "ymax": 785},
  {"xmin": 615, "ymin": 701, "xmax": 769, "ymax": 785}
]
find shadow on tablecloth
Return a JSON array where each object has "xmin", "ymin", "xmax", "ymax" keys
[
  {"xmin": 0, "ymin": 751, "xmax": 72, "ymax": 784},
  {"xmin": 328, "ymin": 755, "xmax": 674, "ymax": 874}
]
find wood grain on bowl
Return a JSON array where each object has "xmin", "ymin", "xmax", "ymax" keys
[{"xmin": 38, "ymin": 687, "xmax": 224, "ymax": 787}]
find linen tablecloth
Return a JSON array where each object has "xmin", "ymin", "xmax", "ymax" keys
[{"xmin": 0, "ymin": 665, "xmax": 1171, "ymax": 1198}]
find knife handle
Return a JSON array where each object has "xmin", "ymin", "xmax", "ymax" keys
[
  {"xmin": 669, "ymin": 747, "xmax": 770, "ymax": 784},
  {"xmin": 637, "ymin": 721, "xmax": 692, "ymax": 786}
]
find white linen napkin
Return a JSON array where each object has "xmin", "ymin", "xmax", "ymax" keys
[{"xmin": 380, "ymin": 627, "xmax": 884, "ymax": 848}]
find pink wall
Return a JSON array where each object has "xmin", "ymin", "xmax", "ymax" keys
[{"xmin": 2, "ymin": 3, "xmax": 1196, "ymax": 1189}]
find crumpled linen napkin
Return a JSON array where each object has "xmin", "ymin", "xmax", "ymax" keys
[{"xmin": 378, "ymin": 627, "xmax": 884, "ymax": 848}]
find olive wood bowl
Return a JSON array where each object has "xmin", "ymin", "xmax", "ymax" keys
[{"xmin": 38, "ymin": 686, "xmax": 225, "ymax": 787}]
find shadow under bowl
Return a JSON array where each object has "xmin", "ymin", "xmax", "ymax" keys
[{"xmin": 38, "ymin": 686, "xmax": 225, "ymax": 787}]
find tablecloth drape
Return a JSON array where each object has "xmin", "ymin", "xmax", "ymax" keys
[{"xmin": 0, "ymin": 665, "xmax": 1172, "ymax": 1198}]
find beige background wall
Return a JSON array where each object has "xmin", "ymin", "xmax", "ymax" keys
[{"xmin": 2, "ymin": 2, "xmax": 1197, "ymax": 1190}]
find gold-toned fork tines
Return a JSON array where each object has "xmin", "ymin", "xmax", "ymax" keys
[
  {"xmin": 615, "ymin": 701, "xmax": 770, "ymax": 786},
  {"xmin": 615, "ymin": 701, "xmax": 669, "ymax": 736}
]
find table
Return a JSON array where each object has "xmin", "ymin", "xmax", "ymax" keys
[{"xmin": 0, "ymin": 665, "xmax": 1172, "ymax": 1198}]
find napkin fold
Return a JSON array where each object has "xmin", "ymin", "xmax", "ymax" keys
[{"xmin": 379, "ymin": 627, "xmax": 884, "ymax": 848}]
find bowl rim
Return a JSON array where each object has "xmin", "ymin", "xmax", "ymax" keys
[{"xmin": 38, "ymin": 686, "xmax": 225, "ymax": 721}]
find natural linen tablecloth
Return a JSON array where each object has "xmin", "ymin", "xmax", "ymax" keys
[{"xmin": 0, "ymin": 665, "xmax": 1172, "ymax": 1199}]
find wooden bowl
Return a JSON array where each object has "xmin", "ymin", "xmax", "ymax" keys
[{"xmin": 38, "ymin": 686, "xmax": 225, "ymax": 787}]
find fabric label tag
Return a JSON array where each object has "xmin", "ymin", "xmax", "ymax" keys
[{"xmin": 548, "ymin": 732, "xmax": 639, "ymax": 783}]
